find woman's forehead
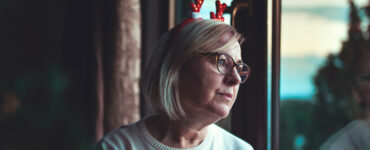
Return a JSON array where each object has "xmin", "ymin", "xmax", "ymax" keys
[
  {"xmin": 206, "ymin": 33, "xmax": 235, "ymax": 50},
  {"xmin": 219, "ymin": 41, "xmax": 242, "ymax": 61}
]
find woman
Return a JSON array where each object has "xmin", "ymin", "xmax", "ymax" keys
[{"xmin": 97, "ymin": 15, "xmax": 253, "ymax": 150}]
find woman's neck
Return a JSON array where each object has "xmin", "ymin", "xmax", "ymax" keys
[{"xmin": 145, "ymin": 114, "xmax": 210, "ymax": 148}]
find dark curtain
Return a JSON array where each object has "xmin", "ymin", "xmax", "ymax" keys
[{"xmin": 92, "ymin": 0, "xmax": 141, "ymax": 140}]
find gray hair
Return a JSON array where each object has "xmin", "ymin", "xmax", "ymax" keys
[{"xmin": 141, "ymin": 19, "xmax": 244, "ymax": 120}]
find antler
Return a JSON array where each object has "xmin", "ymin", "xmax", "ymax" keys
[
  {"xmin": 210, "ymin": 0, "xmax": 227, "ymax": 22},
  {"xmin": 191, "ymin": 0, "xmax": 204, "ymax": 13}
]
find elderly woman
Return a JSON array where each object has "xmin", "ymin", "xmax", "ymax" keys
[{"xmin": 97, "ymin": 4, "xmax": 253, "ymax": 149}]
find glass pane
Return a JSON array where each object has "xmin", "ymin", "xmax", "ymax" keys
[{"xmin": 280, "ymin": 0, "xmax": 370, "ymax": 149}]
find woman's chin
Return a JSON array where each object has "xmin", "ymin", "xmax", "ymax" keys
[{"xmin": 213, "ymin": 104, "xmax": 231, "ymax": 119}]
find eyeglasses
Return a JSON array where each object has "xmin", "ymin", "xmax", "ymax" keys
[{"xmin": 200, "ymin": 52, "xmax": 251, "ymax": 84}]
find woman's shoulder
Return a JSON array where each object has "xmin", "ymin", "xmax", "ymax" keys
[
  {"xmin": 210, "ymin": 124, "xmax": 254, "ymax": 150},
  {"xmin": 102, "ymin": 124, "xmax": 136, "ymax": 139},
  {"xmin": 96, "ymin": 119, "xmax": 146, "ymax": 150}
]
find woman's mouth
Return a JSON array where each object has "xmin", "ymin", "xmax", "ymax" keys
[{"xmin": 218, "ymin": 92, "xmax": 233, "ymax": 101}]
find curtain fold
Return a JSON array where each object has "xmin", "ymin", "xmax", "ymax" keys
[{"xmin": 93, "ymin": 0, "xmax": 141, "ymax": 141}]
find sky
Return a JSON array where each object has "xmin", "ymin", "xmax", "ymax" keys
[{"xmin": 282, "ymin": 0, "xmax": 369, "ymax": 58}]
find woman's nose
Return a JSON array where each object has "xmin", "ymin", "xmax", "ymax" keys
[{"xmin": 223, "ymin": 68, "xmax": 242, "ymax": 85}]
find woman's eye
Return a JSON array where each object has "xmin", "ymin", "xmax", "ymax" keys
[{"xmin": 219, "ymin": 59, "xmax": 226, "ymax": 66}]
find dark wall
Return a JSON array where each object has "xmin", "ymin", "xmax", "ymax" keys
[
  {"xmin": 0, "ymin": 0, "xmax": 96, "ymax": 149},
  {"xmin": 140, "ymin": 0, "xmax": 169, "ymax": 117}
]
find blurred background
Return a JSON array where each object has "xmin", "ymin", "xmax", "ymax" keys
[
  {"xmin": 280, "ymin": 0, "xmax": 370, "ymax": 149},
  {"xmin": 0, "ymin": 0, "xmax": 369, "ymax": 149}
]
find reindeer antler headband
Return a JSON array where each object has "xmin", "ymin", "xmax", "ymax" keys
[
  {"xmin": 190, "ymin": 0, "xmax": 227, "ymax": 21},
  {"xmin": 210, "ymin": 0, "xmax": 227, "ymax": 21},
  {"xmin": 165, "ymin": 0, "xmax": 228, "ymax": 55},
  {"xmin": 172, "ymin": 0, "xmax": 228, "ymax": 37}
]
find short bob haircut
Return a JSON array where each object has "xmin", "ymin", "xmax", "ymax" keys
[{"xmin": 142, "ymin": 19, "xmax": 244, "ymax": 120}]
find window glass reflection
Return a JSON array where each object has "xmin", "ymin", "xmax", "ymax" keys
[{"xmin": 280, "ymin": 0, "xmax": 370, "ymax": 149}]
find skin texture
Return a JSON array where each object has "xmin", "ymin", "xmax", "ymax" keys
[
  {"xmin": 145, "ymin": 40, "xmax": 242, "ymax": 148},
  {"xmin": 179, "ymin": 40, "xmax": 242, "ymax": 121}
]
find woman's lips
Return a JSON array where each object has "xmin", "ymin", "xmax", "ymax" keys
[{"xmin": 218, "ymin": 93, "xmax": 233, "ymax": 101}]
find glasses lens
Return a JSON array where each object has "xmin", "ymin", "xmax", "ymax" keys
[
  {"xmin": 237, "ymin": 64, "xmax": 250, "ymax": 83},
  {"xmin": 217, "ymin": 53, "xmax": 251, "ymax": 83},
  {"xmin": 217, "ymin": 54, "xmax": 234, "ymax": 74}
]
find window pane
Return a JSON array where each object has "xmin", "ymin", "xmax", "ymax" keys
[{"xmin": 280, "ymin": 0, "xmax": 370, "ymax": 149}]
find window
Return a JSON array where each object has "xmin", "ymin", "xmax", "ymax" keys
[{"xmin": 279, "ymin": 0, "xmax": 370, "ymax": 149}]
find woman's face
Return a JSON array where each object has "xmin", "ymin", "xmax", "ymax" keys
[{"xmin": 178, "ymin": 40, "xmax": 242, "ymax": 120}]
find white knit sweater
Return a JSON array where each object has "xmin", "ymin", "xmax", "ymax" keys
[{"xmin": 97, "ymin": 118, "xmax": 253, "ymax": 150}]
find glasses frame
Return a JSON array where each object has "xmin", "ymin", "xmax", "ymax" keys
[{"xmin": 199, "ymin": 52, "xmax": 251, "ymax": 83}]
